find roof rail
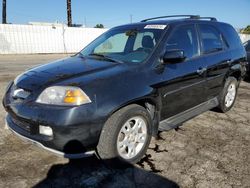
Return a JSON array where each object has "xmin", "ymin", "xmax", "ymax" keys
[
  {"xmin": 141, "ymin": 15, "xmax": 200, "ymax": 22},
  {"xmin": 140, "ymin": 15, "xmax": 217, "ymax": 22},
  {"xmin": 198, "ymin": 17, "xmax": 217, "ymax": 21}
]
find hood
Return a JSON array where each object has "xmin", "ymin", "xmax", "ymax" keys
[{"xmin": 14, "ymin": 56, "xmax": 119, "ymax": 91}]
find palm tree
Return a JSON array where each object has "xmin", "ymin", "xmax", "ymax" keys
[
  {"xmin": 2, "ymin": 0, "xmax": 7, "ymax": 24},
  {"xmin": 67, "ymin": 0, "xmax": 72, "ymax": 26}
]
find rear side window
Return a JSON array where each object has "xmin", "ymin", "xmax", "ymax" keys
[
  {"xmin": 199, "ymin": 25, "xmax": 223, "ymax": 54},
  {"xmin": 220, "ymin": 24, "xmax": 243, "ymax": 50},
  {"xmin": 166, "ymin": 24, "xmax": 199, "ymax": 59}
]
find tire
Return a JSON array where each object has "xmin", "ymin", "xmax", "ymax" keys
[
  {"xmin": 96, "ymin": 104, "xmax": 152, "ymax": 166},
  {"xmin": 217, "ymin": 76, "xmax": 238, "ymax": 113}
]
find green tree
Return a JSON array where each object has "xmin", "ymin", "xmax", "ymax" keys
[
  {"xmin": 94, "ymin": 24, "xmax": 104, "ymax": 28},
  {"xmin": 241, "ymin": 25, "xmax": 250, "ymax": 34}
]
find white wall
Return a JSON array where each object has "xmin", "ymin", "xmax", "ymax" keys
[
  {"xmin": 239, "ymin": 34, "xmax": 250, "ymax": 43},
  {"xmin": 0, "ymin": 24, "xmax": 107, "ymax": 54}
]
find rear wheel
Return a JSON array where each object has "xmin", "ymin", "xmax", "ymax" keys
[
  {"xmin": 96, "ymin": 104, "xmax": 152, "ymax": 165},
  {"xmin": 217, "ymin": 77, "xmax": 238, "ymax": 112}
]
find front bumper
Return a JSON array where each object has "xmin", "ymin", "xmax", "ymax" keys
[
  {"xmin": 2, "ymin": 83, "xmax": 106, "ymax": 158},
  {"xmin": 5, "ymin": 114, "xmax": 96, "ymax": 158},
  {"xmin": 6, "ymin": 117, "xmax": 95, "ymax": 158}
]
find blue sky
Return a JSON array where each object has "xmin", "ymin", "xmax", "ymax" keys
[{"xmin": 1, "ymin": 0, "xmax": 250, "ymax": 28}]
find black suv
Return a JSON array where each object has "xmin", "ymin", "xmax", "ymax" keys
[
  {"xmin": 3, "ymin": 15, "xmax": 247, "ymax": 164},
  {"xmin": 243, "ymin": 40, "xmax": 250, "ymax": 77}
]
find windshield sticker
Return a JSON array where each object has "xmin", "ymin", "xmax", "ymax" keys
[{"xmin": 144, "ymin": 25, "xmax": 167, "ymax": 30}]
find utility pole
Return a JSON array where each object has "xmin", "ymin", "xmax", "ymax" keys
[
  {"xmin": 130, "ymin": 14, "xmax": 133, "ymax": 23},
  {"xmin": 2, "ymin": 0, "xmax": 7, "ymax": 24},
  {"xmin": 84, "ymin": 16, "xmax": 87, "ymax": 27},
  {"xmin": 67, "ymin": 0, "xmax": 72, "ymax": 27}
]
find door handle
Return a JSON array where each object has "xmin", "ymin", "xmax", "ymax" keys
[{"xmin": 197, "ymin": 67, "xmax": 207, "ymax": 75}]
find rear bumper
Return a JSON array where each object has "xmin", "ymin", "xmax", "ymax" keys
[
  {"xmin": 6, "ymin": 115, "xmax": 95, "ymax": 159},
  {"xmin": 246, "ymin": 61, "xmax": 250, "ymax": 75}
]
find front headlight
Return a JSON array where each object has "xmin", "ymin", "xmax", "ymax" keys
[{"xmin": 36, "ymin": 86, "xmax": 91, "ymax": 106}]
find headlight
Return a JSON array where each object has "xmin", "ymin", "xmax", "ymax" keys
[{"xmin": 36, "ymin": 86, "xmax": 91, "ymax": 106}]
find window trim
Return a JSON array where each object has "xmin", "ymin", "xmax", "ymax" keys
[
  {"xmin": 197, "ymin": 23, "xmax": 226, "ymax": 55},
  {"xmin": 194, "ymin": 24, "xmax": 202, "ymax": 57}
]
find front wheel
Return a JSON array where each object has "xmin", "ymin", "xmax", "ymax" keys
[{"xmin": 96, "ymin": 104, "xmax": 152, "ymax": 165}]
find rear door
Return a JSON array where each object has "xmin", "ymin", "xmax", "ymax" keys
[
  {"xmin": 245, "ymin": 41, "xmax": 250, "ymax": 61},
  {"xmin": 247, "ymin": 43, "xmax": 250, "ymax": 72},
  {"xmin": 157, "ymin": 24, "xmax": 208, "ymax": 119},
  {"xmin": 198, "ymin": 24, "xmax": 232, "ymax": 99}
]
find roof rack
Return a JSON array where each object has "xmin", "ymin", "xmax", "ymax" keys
[
  {"xmin": 198, "ymin": 17, "xmax": 217, "ymax": 21},
  {"xmin": 140, "ymin": 15, "xmax": 217, "ymax": 22}
]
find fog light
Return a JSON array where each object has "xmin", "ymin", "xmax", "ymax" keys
[{"xmin": 39, "ymin": 125, "xmax": 53, "ymax": 136}]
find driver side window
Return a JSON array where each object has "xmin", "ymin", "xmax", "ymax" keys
[{"xmin": 166, "ymin": 25, "xmax": 199, "ymax": 59}]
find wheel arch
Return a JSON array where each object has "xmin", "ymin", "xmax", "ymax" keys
[
  {"xmin": 228, "ymin": 70, "xmax": 242, "ymax": 81},
  {"xmin": 107, "ymin": 96, "xmax": 161, "ymax": 136},
  {"xmin": 224, "ymin": 64, "xmax": 243, "ymax": 86}
]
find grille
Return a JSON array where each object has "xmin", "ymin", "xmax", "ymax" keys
[{"xmin": 11, "ymin": 117, "xmax": 31, "ymax": 132}]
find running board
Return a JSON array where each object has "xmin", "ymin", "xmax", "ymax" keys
[{"xmin": 159, "ymin": 97, "xmax": 219, "ymax": 131}]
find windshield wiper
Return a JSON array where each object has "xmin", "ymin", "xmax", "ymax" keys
[
  {"xmin": 77, "ymin": 52, "xmax": 86, "ymax": 59},
  {"xmin": 88, "ymin": 53, "xmax": 123, "ymax": 64}
]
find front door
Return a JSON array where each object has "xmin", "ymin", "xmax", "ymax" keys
[{"xmin": 155, "ymin": 24, "xmax": 208, "ymax": 120}]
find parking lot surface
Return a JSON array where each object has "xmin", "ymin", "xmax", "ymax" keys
[{"xmin": 0, "ymin": 54, "xmax": 249, "ymax": 188}]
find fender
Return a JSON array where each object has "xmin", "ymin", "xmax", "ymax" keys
[
  {"xmin": 223, "ymin": 59, "xmax": 246, "ymax": 85},
  {"xmin": 103, "ymin": 86, "xmax": 162, "ymax": 136}
]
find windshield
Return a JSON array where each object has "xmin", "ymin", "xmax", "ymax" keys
[{"xmin": 80, "ymin": 25, "xmax": 166, "ymax": 63}]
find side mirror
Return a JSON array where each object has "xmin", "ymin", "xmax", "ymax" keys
[{"xmin": 162, "ymin": 49, "xmax": 186, "ymax": 64}]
